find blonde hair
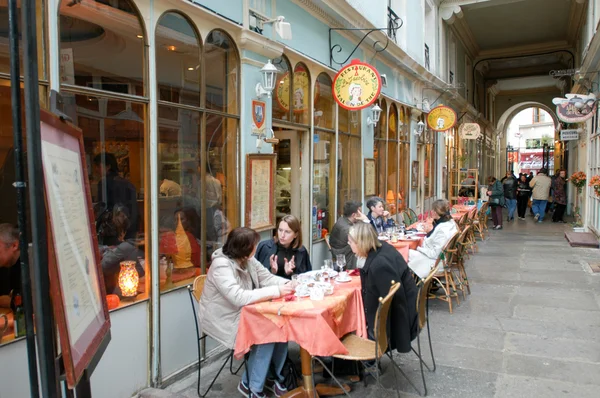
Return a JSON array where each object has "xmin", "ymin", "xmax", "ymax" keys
[{"xmin": 348, "ymin": 222, "xmax": 381, "ymax": 258}]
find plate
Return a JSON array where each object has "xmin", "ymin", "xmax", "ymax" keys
[
  {"xmin": 303, "ymin": 269, "xmax": 339, "ymax": 278},
  {"xmin": 336, "ymin": 277, "xmax": 352, "ymax": 283},
  {"xmin": 294, "ymin": 291, "xmax": 310, "ymax": 297},
  {"xmin": 377, "ymin": 236, "xmax": 389, "ymax": 241}
]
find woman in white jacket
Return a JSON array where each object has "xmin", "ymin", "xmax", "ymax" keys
[
  {"xmin": 198, "ymin": 227, "xmax": 294, "ymax": 398},
  {"xmin": 408, "ymin": 199, "xmax": 458, "ymax": 279}
]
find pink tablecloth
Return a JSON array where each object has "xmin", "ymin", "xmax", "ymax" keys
[{"xmin": 234, "ymin": 276, "xmax": 367, "ymax": 360}]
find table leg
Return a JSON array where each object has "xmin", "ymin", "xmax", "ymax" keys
[{"xmin": 282, "ymin": 347, "xmax": 350, "ymax": 398}]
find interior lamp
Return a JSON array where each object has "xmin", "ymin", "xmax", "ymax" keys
[
  {"xmin": 256, "ymin": 60, "xmax": 278, "ymax": 98},
  {"xmin": 118, "ymin": 261, "xmax": 139, "ymax": 297},
  {"xmin": 367, "ymin": 103, "xmax": 382, "ymax": 127},
  {"xmin": 386, "ymin": 190, "xmax": 395, "ymax": 203}
]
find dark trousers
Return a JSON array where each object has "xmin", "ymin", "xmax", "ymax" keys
[
  {"xmin": 552, "ymin": 203, "xmax": 566, "ymax": 222},
  {"xmin": 491, "ymin": 205, "xmax": 503, "ymax": 227},
  {"xmin": 517, "ymin": 196, "xmax": 529, "ymax": 218}
]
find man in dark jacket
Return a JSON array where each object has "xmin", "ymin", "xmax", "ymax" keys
[
  {"xmin": 329, "ymin": 200, "xmax": 370, "ymax": 269},
  {"xmin": 501, "ymin": 171, "xmax": 518, "ymax": 222},
  {"xmin": 360, "ymin": 240, "xmax": 418, "ymax": 353}
]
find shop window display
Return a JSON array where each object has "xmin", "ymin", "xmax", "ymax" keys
[
  {"xmin": 338, "ymin": 110, "xmax": 361, "ymax": 216},
  {"xmin": 272, "ymin": 56, "xmax": 292, "ymax": 121},
  {"xmin": 374, "ymin": 99, "xmax": 387, "ymax": 199}
]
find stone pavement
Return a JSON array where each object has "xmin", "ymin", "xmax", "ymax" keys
[{"xmin": 151, "ymin": 213, "xmax": 600, "ymax": 398}]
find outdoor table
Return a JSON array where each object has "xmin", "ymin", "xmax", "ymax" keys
[{"xmin": 234, "ymin": 276, "xmax": 367, "ymax": 397}]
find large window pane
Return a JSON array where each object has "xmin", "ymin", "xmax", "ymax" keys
[
  {"xmin": 338, "ymin": 134, "xmax": 361, "ymax": 217},
  {"xmin": 273, "ymin": 56, "xmax": 291, "ymax": 121},
  {"xmin": 205, "ymin": 30, "xmax": 239, "ymax": 114},
  {"xmin": 156, "ymin": 12, "xmax": 201, "ymax": 106},
  {"xmin": 313, "ymin": 130, "xmax": 335, "ymax": 239},
  {"xmin": 314, "ymin": 73, "xmax": 334, "ymax": 130},
  {"xmin": 59, "ymin": 0, "xmax": 145, "ymax": 96},
  {"xmin": 64, "ymin": 94, "xmax": 148, "ymax": 308}
]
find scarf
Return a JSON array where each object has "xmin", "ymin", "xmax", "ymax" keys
[{"xmin": 427, "ymin": 214, "xmax": 451, "ymax": 238}]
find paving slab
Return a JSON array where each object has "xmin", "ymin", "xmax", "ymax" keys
[{"xmin": 494, "ymin": 374, "xmax": 600, "ymax": 398}]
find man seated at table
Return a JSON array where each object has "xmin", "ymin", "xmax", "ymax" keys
[
  {"xmin": 198, "ymin": 227, "xmax": 294, "ymax": 398},
  {"xmin": 407, "ymin": 199, "xmax": 458, "ymax": 279},
  {"xmin": 0, "ymin": 224, "xmax": 20, "ymax": 308},
  {"xmin": 347, "ymin": 223, "xmax": 418, "ymax": 361},
  {"xmin": 329, "ymin": 200, "xmax": 370, "ymax": 269}
]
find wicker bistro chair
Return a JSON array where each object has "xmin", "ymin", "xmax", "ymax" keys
[
  {"xmin": 463, "ymin": 207, "xmax": 479, "ymax": 255},
  {"xmin": 428, "ymin": 232, "xmax": 461, "ymax": 314},
  {"xmin": 311, "ymin": 281, "xmax": 424, "ymax": 397},
  {"xmin": 449, "ymin": 226, "xmax": 472, "ymax": 299},
  {"xmin": 188, "ymin": 275, "xmax": 245, "ymax": 397},
  {"xmin": 456, "ymin": 211, "xmax": 470, "ymax": 232},
  {"xmin": 472, "ymin": 202, "xmax": 489, "ymax": 241}
]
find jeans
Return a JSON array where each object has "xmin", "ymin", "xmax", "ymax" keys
[
  {"xmin": 506, "ymin": 198, "xmax": 517, "ymax": 220},
  {"xmin": 242, "ymin": 342, "xmax": 288, "ymax": 393},
  {"xmin": 532, "ymin": 199, "xmax": 548, "ymax": 221}
]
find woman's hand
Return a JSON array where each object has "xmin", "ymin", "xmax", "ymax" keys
[
  {"xmin": 383, "ymin": 210, "xmax": 390, "ymax": 218},
  {"xmin": 284, "ymin": 256, "xmax": 296, "ymax": 275},
  {"xmin": 269, "ymin": 254, "xmax": 278, "ymax": 274},
  {"xmin": 279, "ymin": 282, "xmax": 294, "ymax": 296}
]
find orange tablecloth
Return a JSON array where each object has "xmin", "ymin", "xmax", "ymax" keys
[{"xmin": 234, "ymin": 276, "xmax": 367, "ymax": 360}]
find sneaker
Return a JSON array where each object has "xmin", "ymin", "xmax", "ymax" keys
[
  {"xmin": 265, "ymin": 379, "xmax": 288, "ymax": 397},
  {"xmin": 537, "ymin": 220, "xmax": 543, "ymax": 223},
  {"xmin": 238, "ymin": 380, "xmax": 266, "ymax": 398},
  {"xmin": 534, "ymin": 213, "xmax": 540, "ymax": 221},
  {"xmin": 494, "ymin": 225, "xmax": 503, "ymax": 230}
]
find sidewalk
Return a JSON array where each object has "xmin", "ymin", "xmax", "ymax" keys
[{"xmin": 155, "ymin": 214, "xmax": 600, "ymax": 398}]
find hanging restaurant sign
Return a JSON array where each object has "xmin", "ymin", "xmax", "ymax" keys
[
  {"xmin": 554, "ymin": 94, "xmax": 597, "ymax": 123},
  {"xmin": 332, "ymin": 59, "xmax": 382, "ymax": 110},
  {"xmin": 426, "ymin": 105, "xmax": 457, "ymax": 131},
  {"xmin": 458, "ymin": 123, "xmax": 481, "ymax": 140}
]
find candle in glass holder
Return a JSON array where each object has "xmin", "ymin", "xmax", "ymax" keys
[{"xmin": 118, "ymin": 261, "xmax": 139, "ymax": 297}]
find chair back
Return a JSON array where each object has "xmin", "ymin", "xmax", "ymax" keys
[
  {"xmin": 478, "ymin": 202, "xmax": 489, "ymax": 222},
  {"xmin": 432, "ymin": 231, "xmax": 460, "ymax": 271},
  {"xmin": 190, "ymin": 275, "xmax": 207, "ymax": 302},
  {"xmin": 454, "ymin": 226, "xmax": 471, "ymax": 261},
  {"xmin": 416, "ymin": 268, "xmax": 436, "ymax": 330},
  {"xmin": 373, "ymin": 281, "xmax": 401, "ymax": 357},
  {"xmin": 458, "ymin": 212, "xmax": 469, "ymax": 230}
]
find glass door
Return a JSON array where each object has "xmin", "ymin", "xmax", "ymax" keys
[{"xmin": 274, "ymin": 129, "xmax": 302, "ymax": 225}]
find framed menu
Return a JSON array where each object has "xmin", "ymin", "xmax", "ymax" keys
[
  {"xmin": 40, "ymin": 110, "xmax": 110, "ymax": 388},
  {"xmin": 364, "ymin": 158, "xmax": 376, "ymax": 197},
  {"xmin": 245, "ymin": 154, "xmax": 277, "ymax": 232}
]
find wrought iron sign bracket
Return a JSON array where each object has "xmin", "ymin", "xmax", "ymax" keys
[{"xmin": 328, "ymin": 21, "xmax": 403, "ymax": 68}]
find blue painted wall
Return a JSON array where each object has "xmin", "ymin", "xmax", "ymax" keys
[{"xmin": 193, "ymin": 0, "xmax": 243, "ymax": 24}]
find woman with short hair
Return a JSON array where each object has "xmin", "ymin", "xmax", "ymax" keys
[
  {"xmin": 348, "ymin": 222, "xmax": 418, "ymax": 352},
  {"xmin": 255, "ymin": 215, "xmax": 311, "ymax": 278},
  {"xmin": 407, "ymin": 199, "xmax": 458, "ymax": 279},
  {"xmin": 198, "ymin": 227, "xmax": 294, "ymax": 398}
]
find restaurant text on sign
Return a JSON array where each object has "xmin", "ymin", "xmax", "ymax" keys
[
  {"xmin": 426, "ymin": 105, "xmax": 457, "ymax": 131},
  {"xmin": 332, "ymin": 59, "xmax": 382, "ymax": 111},
  {"xmin": 458, "ymin": 123, "xmax": 481, "ymax": 139}
]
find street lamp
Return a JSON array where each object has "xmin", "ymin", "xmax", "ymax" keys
[
  {"xmin": 367, "ymin": 103, "xmax": 382, "ymax": 127},
  {"xmin": 256, "ymin": 60, "xmax": 278, "ymax": 98}
]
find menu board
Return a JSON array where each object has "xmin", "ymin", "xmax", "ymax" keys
[
  {"xmin": 40, "ymin": 110, "xmax": 110, "ymax": 388},
  {"xmin": 245, "ymin": 154, "xmax": 276, "ymax": 232},
  {"xmin": 364, "ymin": 158, "xmax": 376, "ymax": 197}
]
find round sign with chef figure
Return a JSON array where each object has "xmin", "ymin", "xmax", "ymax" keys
[
  {"xmin": 332, "ymin": 59, "xmax": 382, "ymax": 111},
  {"xmin": 426, "ymin": 105, "xmax": 457, "ymax": 132}
]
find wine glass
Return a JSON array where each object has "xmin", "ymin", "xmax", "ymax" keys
[{"xmin": 336, "ymin": 254, "xmax": 346, "ymax": 274}]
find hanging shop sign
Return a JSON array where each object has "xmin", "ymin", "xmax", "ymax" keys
[
  {"xmin": 560, "ymin": 129, "xmax": 580, "ymax": 141},
  {"xmin": 458, "ymin": 123, "xmax": 481, "ymax": 140},
  {"xmin": 251, "ymin": 100, "xmax": 266, "ymax": 136},
  {"xmin": 275, "ymin": 64, "xmax": 317, "ymax": 113},
  {"xmin": 426, "ymin": 105, "xmax": 457, "ymax": 131},
  {"xmin": 555, "ymin": 94, "xmax": 597, "ymax": 123},
  {"xmin": 332, "ymin": 59, "xmax": 382, "ymax": 110}
]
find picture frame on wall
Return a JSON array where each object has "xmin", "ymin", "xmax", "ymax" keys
[
  {"xmin": 411, "ymin": 160, "xmax": 419, "ymax": 189},
  {"xmin": 364, "ymin": 158, "xmax": 376, "ymax": 197},
  {"xmin": 245, "ymin": 154, "xmax": 277, "ymax": 232}
]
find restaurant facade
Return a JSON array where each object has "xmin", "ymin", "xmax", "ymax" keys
[{"xmin": 0, "ymin": 0, "xmax": 499, "ymax": 396}]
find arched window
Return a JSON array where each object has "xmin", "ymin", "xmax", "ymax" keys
[
  {"xmin": 59, "ymin": 0, "xmax": 148, "ymax": 308},
  {"xmin": 156, "ymin": 12, "xmax": 201, "ymax": 106},
  {"xmin": 292, "ymin": 63, "xmax": 310, "ymax": 125},
  {"xmin": 59, "ymin": 0, "xmax": 145, "ymax": 95},
  {"xmin": 314, "ymin": 73, "xmax": 334, "ymax": 130},
  {"xmin": 272, "ymin": 56, "xmax": 291, "ymax": 121},
  {"xmin": 387, "ymin": 103, "xmax": 399, "ymax": 214},
  {"xmin": 375, "ymin": 99, "xmax": 387, "ymax": 199},
  {"xmin": 205, "ymin": 30, "xmax": 239, "ymax": 115},
  {"xmin": 399, "ymin": 107, "xmax": 409, "ymax": 209}
]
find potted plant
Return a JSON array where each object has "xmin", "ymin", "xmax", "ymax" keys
[
  {"xmin": 570, "ymin": 171, "xmax": 587, "ymax": 231},
  {"xmin": 590, "ymin": 175, "xmax": 600, "ymax": 198}
]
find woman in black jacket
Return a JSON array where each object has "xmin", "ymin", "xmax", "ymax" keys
[
  {"xmin": 487, "ymin": 176, "xmax": 505, "ymax": 230},
  {"xmin": 255, "ymin": 214, "xmax": 311, "ymax": 279},
  {"xmin": 348, "ymin": 222, "xmax": 418, "ymax": 353},
  {"xmin": 516, "ymin": 174, "xmax": 532, "ymax": 220}
]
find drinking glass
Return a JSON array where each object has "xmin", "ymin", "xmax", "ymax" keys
[
  {"xmin": 291, "ymin": 274, "xmax": 298, "ymax": 289},
  {"xmin": 323, "ymin": 259, "xmax": 332, "ymax": 271},
  {"xmin": 336, "ymin": 254, "xmax": 346, "ymax": 273}
]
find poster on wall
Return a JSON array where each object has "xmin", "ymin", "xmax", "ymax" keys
[
  {"xmin": 364, "ymin": 158, "xmax": 376, "ymax": 197},
  {"xmin": 245, "ymin": 154, "xmax": 276, "ymax": 232},
  {"xmin": 332, "ymin": 59, "xmax": 382, "ymax": 110},
  {"xmin": 40, "ymin": 110, "xmax": 110, "ymax": 388}
]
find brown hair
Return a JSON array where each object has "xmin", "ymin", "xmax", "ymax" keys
[
  {"xmin": 223, "ymin": 227, "xmax": 260, "ymax": 261},
  {"xmin": 275, "ymin": 214, "xmax": 302, "ymax": 249},
  {"xmin": 348, "ymin": 222, "xmax": 381, "ymax": 258},
  {"xmin": 431, "ymin": 199, "xmax": 450, "ymax": 217},
  {"xmin": 487, "ymin": 176, "xmax": 496, "ymax": 184}
]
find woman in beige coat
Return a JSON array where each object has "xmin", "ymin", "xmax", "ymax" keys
[{"xmin": 198, "ymin": 227, "xmax": 293, "ymax": 398}]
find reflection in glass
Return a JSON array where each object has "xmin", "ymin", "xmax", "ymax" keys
[
  {"xmin": 313, "ymin": 131, "xmax": 335, "ymax": 238},
  {"xmin": 292, "ymin": 63, "xmax": 310, "ymax": 125},
  {"xmin": 156, "ymin": 12, "xmax": 201, "ymax": 106},
  {"xmin": 337, "ymin": 134, "xmax": 361, "ymax": 217},
  {"xmin": 272, "ymin": 56, "xmax": 291, "ymax": 121},
  {"xmin": 314, "ymin": 73, "xmax": 334, "ymax": 130},
  {"xmin": 59, "ymin": 0, "xmax": 145, "ymax": 95},
  {"xmin": 205, "ymin": 30, "xmax": 239, "ymax": 114}
]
